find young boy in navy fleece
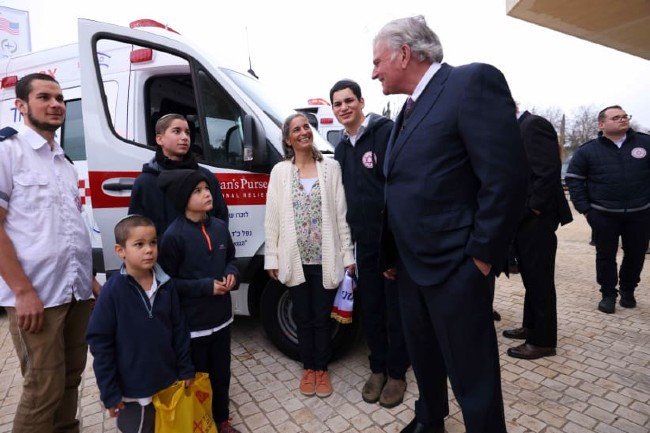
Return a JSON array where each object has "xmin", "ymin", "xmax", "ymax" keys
[
  {"xmin": 87, "ymin": 215, "xmax": 194, "ymax": 433},
  {"xmin": 157, "ymin": 169, "xmax": 240, "ymax": 433}
]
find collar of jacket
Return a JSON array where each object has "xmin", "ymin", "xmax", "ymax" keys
[{"xmin": 120, "ymin": 262, "xmax": 171, "ymax": 286}]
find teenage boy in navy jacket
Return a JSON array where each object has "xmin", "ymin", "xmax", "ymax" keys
[
  {"xmin": 330, "ymin": 79, "xmax": 409, "ymax": 408},
  {"xmin": 157, "ymin": 169, "xmax": 240, "ymax": 433},
  {"xmin": 87, "ymin": 215, "xmax": 194, "ymax": 433}
]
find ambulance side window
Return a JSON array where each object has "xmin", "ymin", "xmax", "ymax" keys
[
  {"xmin": 195, "ymin": 68, "xmax": 247, "ymax": 170},
  {"xmin": 327, "ymin": 130, "xmax": 342, "ymax": 146},
  {"xmin": 61, "ymin": 99, "xmax": 86, "ymax": 161},
  {"xmin": 96, "ymin": 38, "xmax": 194, "ymax": 146},
  {"xmin": 94, "ymin": 37, "xmax": 248, "ymax": 170}
]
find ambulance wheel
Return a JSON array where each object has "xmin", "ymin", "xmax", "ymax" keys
[{"xmin": 260, "ymin": 280, "xmax": 361, "ymax": 361}]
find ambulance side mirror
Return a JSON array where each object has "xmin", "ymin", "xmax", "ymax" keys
[{"xmin": 243, "ymin": 114, "xmax": 267, "ymax": 166}]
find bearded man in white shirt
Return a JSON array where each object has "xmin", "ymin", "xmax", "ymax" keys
[{"xmin": 0, "ymin": 73, "xmax": 93, "ymax": 433}]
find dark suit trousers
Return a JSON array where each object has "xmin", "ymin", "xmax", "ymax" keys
[
  {"xmin": 397, "ymin": 256, "xmax": 506, "ymax": 433},
  {"xmin": 587, "ymin": 209, "xmax": 650, "ymax": 296},
  {"xmin": 357, "ymin": 244, "xmax": 409, "ymax": 379},
  {"xmin": 515, "ymin": 213, "xmax": 559, "ymax": 347}
]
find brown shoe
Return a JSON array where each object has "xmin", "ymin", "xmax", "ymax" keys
[
  {"xmin": 507, "ymin": 343, "xmax": 556, "ymax": 360},
  {"xmin": 362, "ymin": 372, "xmax": 386, "ymax": 403},
  {"xmin": 502, "ymin": 327, "xmax": 529, "ymax": 340},
  {"xmin": 299, "ymin": 369, "xmax": 316, "ymax": 396},
  {"xmin": 315, "ymin": 370, "xmax": 333, "ymax": 398},
  {"xmin": 379, "ymin": 377, "xmax": 407, "ymax": 408}
]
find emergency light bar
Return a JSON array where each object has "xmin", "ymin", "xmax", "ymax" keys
[
  {"xmin": 307, "ymin": 98, "xmax": 330, "ymax": 106},
  {"xmin": 1, "ymin": 76, "xmax": 18, "ymax": 89},
  {"xmin": 129, "ymin": 19, "xmax": 180, "ymax": 34}
]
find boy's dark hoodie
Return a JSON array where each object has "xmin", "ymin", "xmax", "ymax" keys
[
  {"xmin": 86, "ymin": 264, "xmax": 194, "ymax": 409},
  {"xmin": 128, "ymin": 148, "xmax": 229, "ymax": 236},
  {"xmin": 157, "ymin": 169, "xmax": 240, "ymax": 332}
]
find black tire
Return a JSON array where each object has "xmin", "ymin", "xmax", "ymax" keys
[{"xmin": 259, "ymin": 279, "xmax": 361, "ymax": 361}]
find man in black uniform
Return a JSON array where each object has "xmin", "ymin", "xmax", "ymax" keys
[
  {"xmin": 331, "ymin": 79, "xmax": 409, "ymax": 408},
  {"xmin": 566, "ymin": 105, "xmax": 650, "ymax": 314},
  {"xmin": 503, "ymin": 110, "xmax": 573, "ymax": 359}
]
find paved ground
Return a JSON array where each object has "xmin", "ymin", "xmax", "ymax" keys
[{"xmin": 0, "ymin": 212, "xmax": 648, "ymax": 433}]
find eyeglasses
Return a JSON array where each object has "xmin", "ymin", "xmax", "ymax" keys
[{"xmin": 609, "ymin": 114, "xmax": 631, "ymax": 122}]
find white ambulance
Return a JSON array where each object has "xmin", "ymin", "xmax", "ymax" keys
[
  {"xmin": 295, "ymin": 98, "xmax": 344, "ymax": 146},
  {"xmin": 0, "ymin": 18, "xmax": 359, "ymax": 359}
]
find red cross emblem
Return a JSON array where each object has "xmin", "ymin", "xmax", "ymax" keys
[{"xmin": 77, "ymin": 179, "xmax": 92, "ymax": 206}]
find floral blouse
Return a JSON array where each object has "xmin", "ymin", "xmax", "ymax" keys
[{"xmin": 291, "ymin": 166, "xmax": 322, "ymax": 265}]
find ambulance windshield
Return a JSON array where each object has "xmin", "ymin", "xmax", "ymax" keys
[{"xmin": 221, "ymin": 68, "xmax": 334, "ymax": 154}]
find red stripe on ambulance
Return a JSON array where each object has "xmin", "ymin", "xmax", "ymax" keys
[
  {"xmin": 217, "ymin": 173, "xmax": 269, "ymax": 206},
  {"xmin": 88, "ymin": 171, "xmax": 269, "ymax": 208}
]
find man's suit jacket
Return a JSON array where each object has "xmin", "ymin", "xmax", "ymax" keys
[
  {"xmin": 518, "ymin": 111, "xmax": 572, "ymax": 226},
  {"xmin": 381, "ymin": 62, "xmax": 528, "ymax": 287}
]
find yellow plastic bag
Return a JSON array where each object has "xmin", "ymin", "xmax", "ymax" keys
[{"xmin": 153, "ymin": 372, "xmax": 217, "ymax": 433}]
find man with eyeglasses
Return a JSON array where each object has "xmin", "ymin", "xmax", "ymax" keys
[{"xmin": 566, "ymin": 105, "xmax": 650, "ymax": 314}]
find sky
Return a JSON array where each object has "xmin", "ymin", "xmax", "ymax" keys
[{"xmin": 4, "ymin": 0, "xmax": 650, "ymax": 129}]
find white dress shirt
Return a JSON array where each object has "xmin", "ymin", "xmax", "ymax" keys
[
  {"xmin": 0, "ymin": 125, "xmax": 93, "ymax": 307},
  {"xmin": 410, "ymin": 62, "xmax": 442, "ymax": 102},
  {"xmin": 343, "ymin": 115, "xmax": 370, "ymax": 146}
]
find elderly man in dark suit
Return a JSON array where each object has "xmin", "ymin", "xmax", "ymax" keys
[
  {"xmin": 372, "ymin": 16, "xmax": 528, "ymax": 433},
  {"xmin": 503, "ymin": 110, "xmax": 573, "ymax": 359}
]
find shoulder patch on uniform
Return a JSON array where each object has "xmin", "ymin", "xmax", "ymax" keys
[{"xmin": 0, "ymin": 127, "xmax": 18, "ymax": 141}]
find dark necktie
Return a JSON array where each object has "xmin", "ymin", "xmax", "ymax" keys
[
  {"xmin": 404, "ymin": 97, "xmax": 415, "ymax": 120},
  {"xmin": 385, "ymin": 97, "xmax": 416, "ymax": 174}
]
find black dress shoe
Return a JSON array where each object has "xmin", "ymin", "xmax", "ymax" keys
[
  {"xmin": 502, "ymin": 327, "xmax": 528, "ymax": 340},
  {"xmin": 507, "ymin": 343, "xmax": 556, "ymax": 360},
  {"xmin": 619, "ymin": 292, "xmax": 636, "ymax": 308},
  {"xmin": 598, "ymin": 296, "xmax": 616, "ymax": 314},
  {"xmin": 401, "ymin": 418, "xmax": 445, "ymax": 433}
]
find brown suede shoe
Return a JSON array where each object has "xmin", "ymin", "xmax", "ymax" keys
[
  {"xmin": 362, "ymin": 372, "xmax": 386, "ymax": 403},
  {"xmin": 379, "ymin": 377, "xmax": 407, "ymax": 408},
  {"xmin": 315, "ymin": 370, "xmax": 333, "ymax": 398},
  {"xmin": 299, "ymin": 369, "xmax": 316, "ymax": 396}
]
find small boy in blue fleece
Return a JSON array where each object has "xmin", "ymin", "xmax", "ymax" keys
[
  {"xmin": 86, "ymin": 215, "xmax": 194, "ymax": 433},
  {"xmin": 157, "ymin": 169, "xmax": 240, "ymax": 433}
]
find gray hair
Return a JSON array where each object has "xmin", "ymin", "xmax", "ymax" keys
[{"xmin": 374, "ymin": 15, "xmax": 443, "ymax": 63}]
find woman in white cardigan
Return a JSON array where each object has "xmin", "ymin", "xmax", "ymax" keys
[{"xmin": 265, "ymin": 113, "xmax": 355, "ymax": 398}]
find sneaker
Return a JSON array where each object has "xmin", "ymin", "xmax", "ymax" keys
[
  {"xmin": 299, "ymin": 369, "xmax": 316, "ymax": 396},
  {"xmin": 619, "ymin": 292, "xmax": 637, "ymax": 308},
  {"xmin": 217, "ymin": 420, "xmax": 241, "ymax": 433},
  {"xmin": 362, "ymin": 372, "xmax": 386, "ymax": 403},
  {"xmin": 598, "ymin": 296, "xmax": 616, "ymax": 314},
  {"xmin": 315, "ymin": 370, "xmax": 333, "ymax": 398},
  {"xmin": 379, "ymin": 377, "xmax": 407, "ymax": 408}
]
